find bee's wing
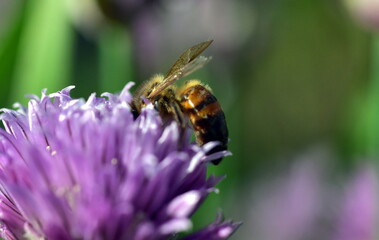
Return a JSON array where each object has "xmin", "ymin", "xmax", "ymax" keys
[
  {"xmin": 147, "ymin": 40, "xmax": 213, "ymax": 99},
  {"xmin": 165, "ymin": 40, "xmax": 213, "ymax": 78}
]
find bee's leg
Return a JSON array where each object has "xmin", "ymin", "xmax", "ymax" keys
[
  {"xmin": 170, "ymin": 101, "xmax": 188, "ymax": 150},
  {"xmin": 171, "ymin": 101, "xmax": 186, "ymax": 128}
]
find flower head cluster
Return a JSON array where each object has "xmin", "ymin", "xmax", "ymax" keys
[{"xmin": 0, "ymin": 83, "xmax": 238, "ymax": 240}]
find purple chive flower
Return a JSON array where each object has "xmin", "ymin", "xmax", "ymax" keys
[{"xmin": 0, "ymin": 83, "xmax": 239, "ymax": 240}]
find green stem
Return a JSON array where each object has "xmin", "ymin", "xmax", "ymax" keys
[
  {"xmin": 356, "ymin": 34, "xmax": 379, "ymax": 157},
  {"xmin": 98, "ymin": 25, "xmax": 133, "ymax": 93}
]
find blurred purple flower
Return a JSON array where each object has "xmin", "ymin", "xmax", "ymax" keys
[
  {"xmin": 246, "ymin": 159, "xmax": 323, "ymax": 240},
  {"xmin": 333, "ymin": 166, "xmax": 378, "ymax": 240},
  {"xmin": 0, "ymin": 84, "xmax": 239, "ymax": 240},
  {"xmin": 242, "ymin": 147, "xmax": 378, "ymax": 240},
  {"xmin": 131, "ymin": 0, "xmax": 254, "ymax": 76}
]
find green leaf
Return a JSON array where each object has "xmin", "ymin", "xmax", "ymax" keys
[
  {"xmin": 10, "ymin": 0, "xmax": 73, "ymax": 104},
  {"xmin": 0, "ymin": 2, "xmax": 27, "ymax": 106}
]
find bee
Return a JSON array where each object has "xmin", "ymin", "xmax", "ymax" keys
[{"xmin": 132, "ymin": 40, "xmax": 228, "ymax": 165}]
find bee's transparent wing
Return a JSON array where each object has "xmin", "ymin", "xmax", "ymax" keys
[
  {"xmin": 179, "ymin": 55, "xmax": 212, "ymax": 78},
  {"xmin": 148, "ymin": 56, "xmax": 212, "ymax": 99},
  {"xmin": 165, "ymin": 40, "xmax": 213, "ymax": 78},
  {"xmin": 147, "ymin": 40, "xmax": 213, "ymax": 99}
]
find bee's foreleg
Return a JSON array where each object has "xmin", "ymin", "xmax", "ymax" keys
[{"xmin": 170, "ymin": 101, "xmax": 189, "ymax": 150}]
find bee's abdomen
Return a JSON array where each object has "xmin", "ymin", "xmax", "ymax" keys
[{"xmin": 178, "ymin": 83, "xmax": 228, "ymax": 165}]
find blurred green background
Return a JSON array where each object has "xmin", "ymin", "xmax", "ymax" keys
[{"xmin": 1, "ymin": 0, "xmax": 379, "ymax": 239}]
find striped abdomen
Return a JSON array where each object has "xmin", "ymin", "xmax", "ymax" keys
[{"xmin": 178, "ymin": 81, "xmax": 228, "ymax": 165}]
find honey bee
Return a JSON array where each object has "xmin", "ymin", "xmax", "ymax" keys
[{"xmin": 132, "ymin": 40, "xmax": 228, "ymax": 165}]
